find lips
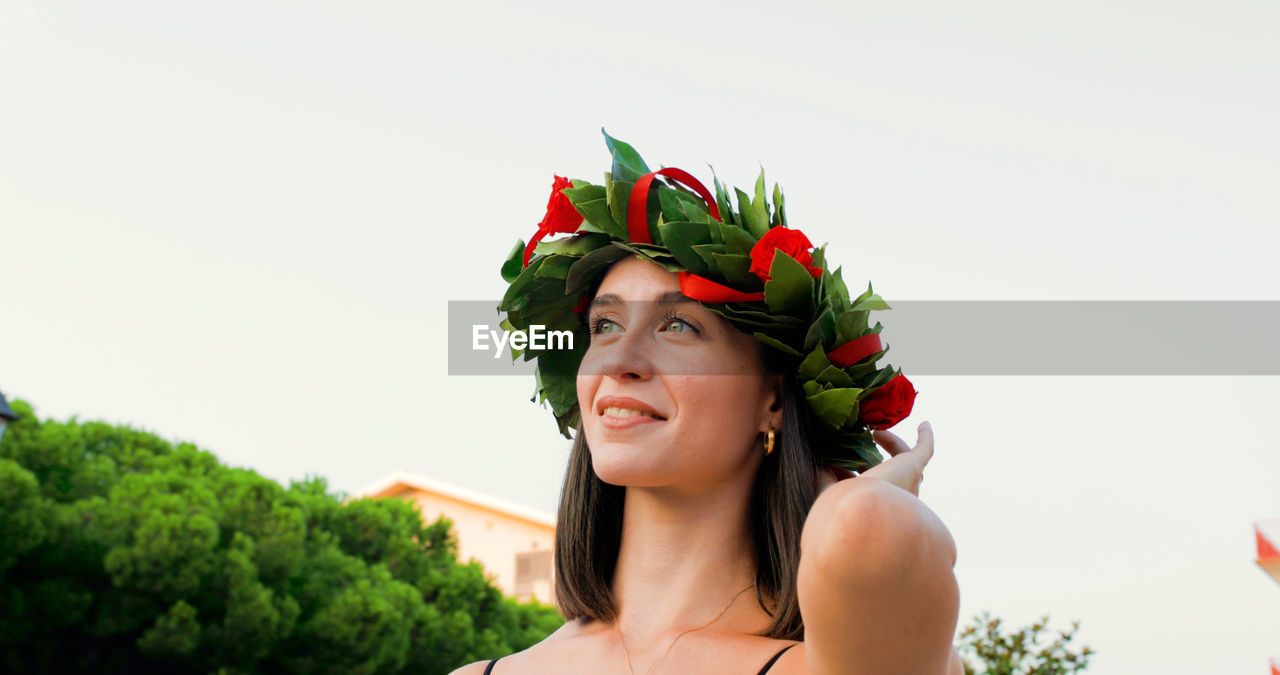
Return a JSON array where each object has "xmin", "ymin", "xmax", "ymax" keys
[{"xmin": 595, "ymin": 395, "xmax": 667, "ymax": 421}]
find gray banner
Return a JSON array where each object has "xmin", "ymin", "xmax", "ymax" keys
[{"xmin": 448, "ymin": 301, "xmax": 1280, "ymax": 375}]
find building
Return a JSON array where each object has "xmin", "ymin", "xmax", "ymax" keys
[
  {"xmin": 1254, "ymin": 519, "xmax": 1280, "ymax": 675},
  {"xmin": 356, "ymin": 471, "xmax": 556, "ymax": 604}
]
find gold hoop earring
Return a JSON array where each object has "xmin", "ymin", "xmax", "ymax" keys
[{"xmin": 765, "ymin": 427, "xmax": 776, "ymax": 456}]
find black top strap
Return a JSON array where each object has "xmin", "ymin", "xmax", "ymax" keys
[
  {"xmin": 483, "ymin": 658, "xmax": 499, "ymax": 675},
  {"xmin": 757, "ymin": 644, "xmax": 797, "ymax": 674}
]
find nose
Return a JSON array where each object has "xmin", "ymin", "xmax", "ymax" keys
[{"xmin": 584, "ymin": 329, "xmax": 654, "ymax": 382}]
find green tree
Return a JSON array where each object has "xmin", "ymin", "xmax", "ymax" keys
[
  {"xmin": 0, "ymin": 398, "xmax": 563, "ymax": 674},
  {"xmin": 957, "ymin": 611, "xmax": 1094, "ymax": 674}
]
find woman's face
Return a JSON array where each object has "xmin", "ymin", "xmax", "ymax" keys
[{"xmin": 577, "ymin": 256, "xmax": 782, "ymax": 491}]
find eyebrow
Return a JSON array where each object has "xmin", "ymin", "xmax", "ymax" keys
[{"xmin": 587, "ymin": 290, "xmax": 695, "ymax": 311}]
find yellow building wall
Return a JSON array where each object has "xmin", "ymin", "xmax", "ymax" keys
[{"xmin": 386, "ymin": 485, "xmax": 556, "ymax": 604}]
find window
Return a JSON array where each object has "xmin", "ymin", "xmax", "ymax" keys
[{"xmin": 514, "ymin": 549, "xmax": 552, "ymax": 597}]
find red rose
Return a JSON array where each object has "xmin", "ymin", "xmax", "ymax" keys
[
  {"xmin": 523, "ymin": 175, "xmax": 585, "ymax": 266},
  {"xmin": 749, "ymin": 226, "xmax": 823, "ymax": 281},
  {"xmin": 539, "ymin": 175, "xmax": 584, "ymax": 235},
  {"xmin": 858, "ymin": 374, "xmax": 917, "ymax": 430}
]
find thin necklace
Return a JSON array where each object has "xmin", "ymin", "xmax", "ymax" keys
[{"xmin": 614, "ymin": 583, "xmax": 754, "ymax": 675}]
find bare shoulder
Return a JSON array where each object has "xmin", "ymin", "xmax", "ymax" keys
[
  {"xmin": 453, "ymin": 618, "xmax": 595, "ymax": 674},
  {"xmin": 798, "ymin": 477, "xmax": 960, "ymax": 674},
  {"xmin": 545, "ymin": 618, "xmax": 588, "ymax": 640}
]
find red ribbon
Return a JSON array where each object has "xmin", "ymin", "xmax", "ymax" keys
[
  {"xmin": 522, "ymin": 234, "xmax": 545, "ymax": 268},
  {"xmin": 678, "ymin": 271, "xmax": 765, "ymax": 303},
  {"xmin": 826, "ymin": 333, "xmax": 884, "ymax": 368},
  {"xmin": 627, "ymin": 168, "xmax": 722, "ymax": 244}
]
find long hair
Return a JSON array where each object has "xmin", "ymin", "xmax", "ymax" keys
[{"xmin": 552, "ymin": 341, "xmax": 818, "ymax": 640}]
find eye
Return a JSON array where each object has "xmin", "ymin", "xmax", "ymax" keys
[
  {"xmin": 589, "ymin": 314, "xmax": 619, "ymax": 335},
  {"xmin": 660, "ymin": 312, "xmax": 698, "ymax": 334}
]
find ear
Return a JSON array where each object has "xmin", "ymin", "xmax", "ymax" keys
[{"xmin": 758, "ymin": 372, "xmax": 785, "ymax": 433}]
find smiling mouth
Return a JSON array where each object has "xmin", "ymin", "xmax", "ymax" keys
[{"xmin": 600, "ymin": 407, "xmax": 667, "ymax": 421}]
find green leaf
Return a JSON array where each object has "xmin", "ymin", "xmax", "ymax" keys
[
  {"xmin": 660, "ymin": 182, "xmax": 713, "ymax": 224},
  {"xmin": 764, "ymin": 251, "xmax": 815, "ymax": 317},
  {"xmin": 818, "ymin": 430, "xmax": 880, "ymax": 470},
  {"xmin": 830, "ymin": 267, "xmax": 851, "ymax": 309},
  {"xmin": 835, "ymin": 310, "xmax": 870, "ymax": 343},
  {"xmin": 752, "ymin": 168, "xmax": 769, "ymax": 234},
  {"xmin": 691, "ymin": 244, "xmax": 729, "ymax": 269},
  {"xmin": 805, "ymin": 387, "xmax": 863, "ymax": 430},
  {"xmin": 657, "ymin": 221, "xmax": 713, "ymax": 276},
  {"xmin": 707, "ymin": 217, "xmax": 723, "ymax": 244},
  {"xmin": 850, "ymin": 292, "xmax": 891, "ymax": 312},
  {"xmin": 798, "ymin": 347, "xmax": 833, "ymax": 380},
  {"xmin": 811, "ymin": 243, "xmax": 827, "ymax": 272},
  {"xmin": 716, "ymin": 223, "xmax": 757, "ymax": 256},
  {"xmin": 712, "ymin": 306, "xmax": 806, "ymax": 332},
  {"xmin": 563, "ymin": 190, "xmax": 625, "ymax": 239},
  {"xmin": 712, "ymin": 171, "xmax": 735, "ymax": 226},
  {"xmin": 772, "ymin": 182, "xmax": 787, "ymax": 227},
  {"xmin": 853, "ymin": 438, "xmax": 883, "ymax": 467},
  {"xmin": 736, "ymin": 187, "xmax": 768, "ymax": 238},
  {"xmin": 556, "ymin": 406, "xmax": 580, "ymax": 439},
  {"xmin": 801, "ymin": 379, "xmax": 827, "ymax": 398},
  {"xmin": 561, "ymin": 183, "xmax": 605, "ymax": 204},
  {"xmin": 533, "ymin": 254, "xmax": 576, "ymax": 280},
  {"xmin": 533, "ymin": 233, "xmax": 611, "ymax": 257},
  {"xmin": 612, "ymin": 242, "xmax": 679, "ymax": 265},
  {"xmin": 803, "ymin": 308, "xmax": 837, "ymax": 351},
  {"xmin": 654, "ymin": 258, "xmax": 685, "ymax": 273},
  {"xmin": 815, "ymin": 365, "xmax": 854, "ymax": 388},
  {"xmin": 538, "ymin": 339, "xmax": 587, "ymax": 416},
  {"xmin": 711, "ymin": 253, "xmax": 759, "ymax": 289},
  {"xmin": 607, "ymin": 177, "xmax": 637, "ymax": 239},
  {"xmin": 602, "ymin": 129, "xmax": 650, "ymax": 182},
  {"xmin": 501, "ymin": 256, "xmax": 549, "ymax": 311},
  {"xmin": 857, "ymin": 363, "xmax": 898, "ymax": 392},
  {"xmin": 501, "ymin": 239, "xmax": 526, "ymax": 284},
  {"xmin": 842, "ymin": 350, "xmax": 887, "ymax": 380},
  {"xmin": 717, "ymin": 312, "xmax": 795, "ymax": 330},
  {"xmin": 753, "ymin": 332, "xmax": 802, "ymax": 357},
  {"xmin": 849, "ymin": 281, "xmax": 890, "ymax": 311},
  {"xmin": 710, "ymin": 307, "xmax": 798, "ymax": 330},
  {"xmin": 566, "ymin": 244, "xmax": 631, "ymax": 290}
]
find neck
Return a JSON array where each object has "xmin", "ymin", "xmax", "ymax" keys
[{"xmin": 609, "ymin": 473, "xmax": 762, "ymax": 642}]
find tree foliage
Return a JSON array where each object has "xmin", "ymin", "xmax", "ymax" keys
[
  {"xmin": 0, "ymin": 398, "xmax": 563, "ymax": 673},
  {"xmin": 957, "ymin": 611, "xmax": 1094, "ymax": 674}
]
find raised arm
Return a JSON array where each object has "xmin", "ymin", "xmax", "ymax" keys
[{"xmin": 797, "ymin": 423, "xmax": 960, "ymax": 675}]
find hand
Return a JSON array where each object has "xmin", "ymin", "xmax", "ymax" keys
[{"xmin": 815, "ymin": 421, "xmax": 935, "ymax": 498}]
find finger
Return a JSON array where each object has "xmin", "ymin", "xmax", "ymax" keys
[
  {"xmin": 913, "ymin": 421, "xmax": 935, "ymax": 466},
  {"xmin": 872, "ymin": 429, "xmax": 912, "ymax": 457}
]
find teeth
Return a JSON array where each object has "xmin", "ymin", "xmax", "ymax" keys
[{"xmin": 603, "ymin": 407, "xmax": 658, "ymax": 419}]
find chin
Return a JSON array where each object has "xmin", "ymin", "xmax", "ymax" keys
[{"xmin": 585, "ymin": 435, "xmax": 677, "ymax": 487}]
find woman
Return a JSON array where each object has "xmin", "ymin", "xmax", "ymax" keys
[{"xmin": 455, "ymin": 134, "xmax": 961, "ymax": 674}]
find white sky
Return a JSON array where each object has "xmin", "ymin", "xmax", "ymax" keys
[{"xmin": 2, "ymin": 1, "xmax": 1278, "ymax": 672}]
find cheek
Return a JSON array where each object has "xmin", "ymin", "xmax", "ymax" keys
[
  {"xmin": 671, "ymin": 376, "xmax": 760, "ymax": 434},
  {"xmin": 576, "ymin": 373, "xmax": 601, "ymax": 418}
]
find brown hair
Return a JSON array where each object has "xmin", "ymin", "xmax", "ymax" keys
[{"xmin": 552, "ymin": 334, "xmax": 819, "ymax": 640}]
